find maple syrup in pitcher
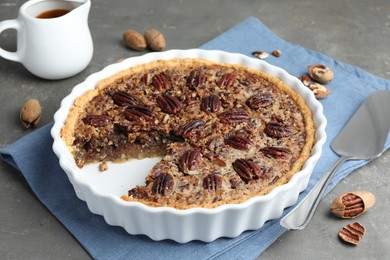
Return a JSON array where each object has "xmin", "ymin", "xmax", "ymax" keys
[
  {"xmin": 0, "ymin": 0, "xmax": 93, "ymax": 79},
  {"xmin": 36, "ymin": 9, "xmax": 70, "ymax": 19}
]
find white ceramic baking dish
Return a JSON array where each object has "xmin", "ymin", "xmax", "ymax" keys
[{"xmin": 51, "ymin": 49, "xmax": 327, "ymax": 243}]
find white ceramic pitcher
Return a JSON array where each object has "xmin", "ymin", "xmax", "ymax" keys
[{"xmin": 0, "ymin": 0, "xmax": 93, "ymax": 80}]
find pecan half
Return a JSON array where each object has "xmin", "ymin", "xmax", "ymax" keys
[
  {"xmin": 201, "ymin": 95, "xmax": 221, "ymax": 113},
  {"xmin": 83, "ymin": 115, "xmax": 112, "ymax": 126},
  {"xmin": 260, "ymin": 147, "xmax": 291, "ymax": 159},
  {"xmin": 179, "ymin": 149, "xmax": 202, "ymax": 173},
  {"xmin": 151, "ymin": 173, "xmax": 174, "ymax": 196},
  {"xmin": 219, "ymin": 109, "xmax": 250, "ymax": 124},
  {"xmin": 225, "ymin": 135, "xmax": 252, "ymax": 151},
  {"xmin": 339, "ymin": 222, "xmax": 366, "ymax": 245},
  {"xmin": 112, "ymin": 90, "xmax": 138, "ymax": 106},
  {"xmin": 264, "ymin": 122, "xmax": 296, "ymax": 138},
  {"xmin": 217, "ymin": 73, "xmax": 236, "ymax": 88},
  {"xmin": 152, "ymin": 72, "xmax": 172, "ymax": 91},
  {"xmin": 140, "ymin": 73, "xmax": 150, "ymax": 85},
  {"xmin": 177, "ymin": 119, "xmax": 205, "ymax": 139},
  {"xmin": 232, "ymin": 159, "xmax": 261, "ymax": 182},
  {"xmin": 271, "ymin": 50, "xmax": 282, "ymax": 57},
  {"xmin": 246, "ymin": 93, "xmax": 274, "ymax": 110},
  {"xmin": 123, "ymin": 105, "xmax": 154, "ymax": 121},
  {"xmin": 156, "ymin": 93, "xmax": 181, "ymax": 114},
  {"xmin": 186, "ymin": 70, "xmax": 206, "ymax": 90},
  {"xmin": 239, "ymin": 74, "xmax": 258, "ymax": 86},
  {"xmin": 203, "ymin": 173, "xmax": 222, "ymax": 191}
]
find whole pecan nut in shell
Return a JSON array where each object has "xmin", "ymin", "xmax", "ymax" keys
[{"xmin": 330, "ymin": 191, "xmax": 376, "ymax": 219}]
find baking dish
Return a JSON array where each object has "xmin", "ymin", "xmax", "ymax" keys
[{"xmin": 51, "ymin": 49, "xmax": 327, "ymax": 242}]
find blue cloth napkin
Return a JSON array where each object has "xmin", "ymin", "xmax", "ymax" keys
[{"xmin": 1, "ymin": 17, "xmax": 390, "ymax": 260}]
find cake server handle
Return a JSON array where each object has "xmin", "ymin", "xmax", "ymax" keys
[{"xmin": 280, "ymin": 156, "xmax": 348, "ymax": 230}]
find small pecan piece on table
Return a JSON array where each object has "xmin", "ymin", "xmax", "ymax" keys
[
  {"xmin": 156, "ymin": 93, "xmax": 181, "ymax": 114},
  {"xmin": 299, "ymin": 74, "xmax": 313, "ymax": 87},
  {"xmin": 338, "ymin": 222, "xmax": 366, "ymax": 245},
  {"xmin": 151, "ymin": 173, "xmax": 174, "ymax": 196},
  {"xmin": 271, "ymin": 50, "xmax": 282, "ymax": 57},
  {"xmin": 308, "ymin": 82, "xmax": 331, "ymax": 99},
  {"xmin": 252, "ymin": 51, "xmax": 269, "ymax": 60},
  {"xmin": 232, "ymin": 159, "xmax": 261, "ymax": 182}
]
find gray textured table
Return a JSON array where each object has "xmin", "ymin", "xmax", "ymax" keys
[{"xmin": 1, "ymin": 0, "xmax": 389, "ymax": 259}]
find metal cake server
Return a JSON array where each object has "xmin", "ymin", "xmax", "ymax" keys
[{"xmin": 280, "ymin": 90, "xmax": 390, "ymax": 230}]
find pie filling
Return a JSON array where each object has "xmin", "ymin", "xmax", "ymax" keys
[{"xmin": 61, "ymin": 59, "xmax": 315, "ymax": 209}]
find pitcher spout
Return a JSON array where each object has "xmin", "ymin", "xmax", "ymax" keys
[{"xmin": 68, "ymin": 0, "xmax": 91, "ymax": 19}]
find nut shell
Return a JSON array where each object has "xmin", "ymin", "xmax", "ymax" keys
[
  {"xmin": 331, "ymin": 191, "xmax": 375, "ymax": 219},
  {"xmin": 308, "ymin": 64, "xmax": 334, "ymax": 84},
  {"xmin": 308, "ymin": 82, "xmax": 331, "ymax": 99},
  {"xmin": 123, "ymin": 30, "xmax": 147, "ymax": 51},
  {"xmin": 20, "ymin": 99, "xmax": 42, "ymax": 128},
  {"xmin": 144, "ymin": 29, "xmax": 166, "ymax": 51}
]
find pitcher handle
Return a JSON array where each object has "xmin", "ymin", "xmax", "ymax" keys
[{"xmin": 0, "ymin": 19, "xmax": 21, "ymax": 62}]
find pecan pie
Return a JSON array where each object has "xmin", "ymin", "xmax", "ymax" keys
[{"xmin": 61, "ymin": 59, "xmax": 315, "ymax": 209}]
